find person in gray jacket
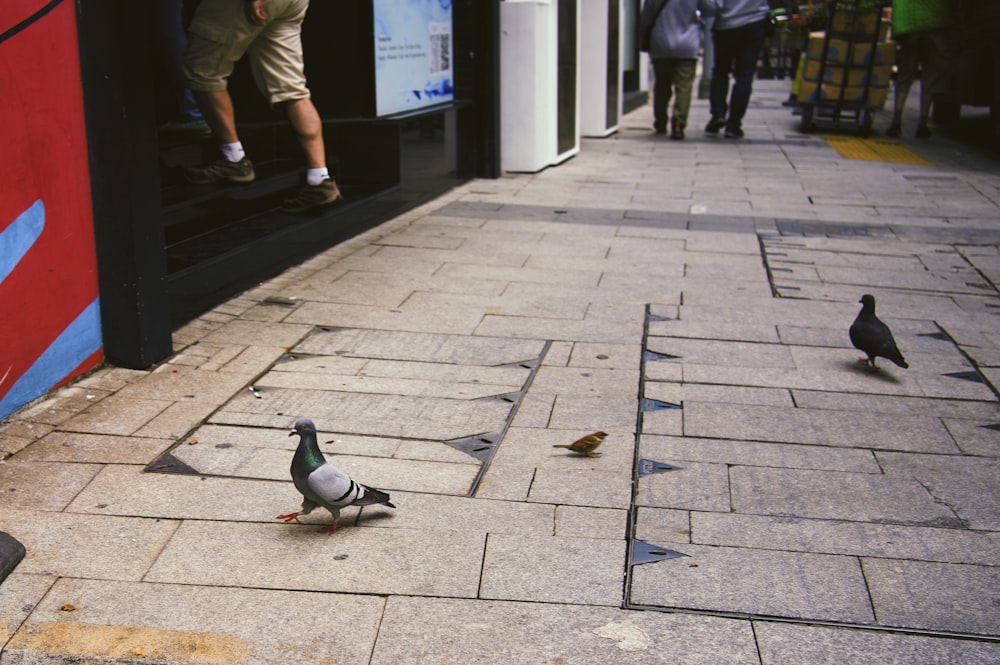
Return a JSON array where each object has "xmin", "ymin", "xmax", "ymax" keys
[
  {"xmin": 640, "ymin": 0, "xmax": 706, "ymax": 139},
  {"xmin": 702, "ymin": 0, "xmax": 771, "ymax": 138}
]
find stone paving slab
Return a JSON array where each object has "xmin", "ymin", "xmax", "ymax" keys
[
  {"xmin": 3, "ymin": 508, "xmax": 177, "ymax": 581},
  {"xmin": 5, "ymin": 578, "xmax": 384, "ymax": 665},
  {"xmin": 527, "ymin": 467, "xmax": 633, "ymax": 509},
  {"xmin": 633, "ymin": 506, "xmax": 691, "ymax": 543},
  {"xmin": 59, "ymin": 394, "xmax": 175, "ymax": 436},
  {"xmin": 942, "ymin": 418, "xmax": 1000, "ymax": 456},
  {"xmin": 370, "ymin": 596, "xmax": 760, "ymax": 665},
  {"xmin": 683, "ymin": 402, "xmax": 961, "ymax": 453},
  {"xmin": 547, "ymin": 395, "xmax": 641, "ymax": 431},
  {"xmin": 636, "ymin": 461, "xmax": 731, "ymax": 512},
  {"xmin": 0, "ymin": 573, "xmax": 55, "ymax": 645},
  {"xmin": 640, "ymin": 434, "xmax": 880, "ymax": 473},
  {"xmin": 11, "ymin": 431, "xmax": 171, "ymax": 465},
  {"xmin": 863, "ymin": 558, "xmax": 1000, "ymax": 636},
  {"xmin": 491, "ymin": 427, "xmax": 634, "ymax": 471},
  {"xmin": 753, "ymin": 621, "xmax": 1000, "ymax": 665},
  {"xmin": 692, "ymin": 512, "xmax": 1000, "ymax": 565},
  {"xmin": 68, "ymin": 465, "xmax": 299, "ymax": 522},
  {"xmin": 212, "ymin": 388, "xmax": 515, "ymax": 441},
  {"xmin": 291, "ymin": 327, "xmax": 547, "ymax": 366},
  {"xmin": 643, "ymin": 382, "xmax": 794, "ymax": 408},
  {"xmin": 648, "ymin": 319, "xmax": 780, "ymax": 345},
  {"xmin": 145, "ymin": 521, "xmax": 485, "ymax": 597},
  {"xmin": 480, "ymin": 533, "xmax": 627, "ymax": 605},
  {"xmin": 730, "ymin": 466, "xmax": 960, "ymax": 527},
  {"xmin": 555, "ymin": 505, "xmax": 627, "ymax": 539},
  {"xmin": 876, "ymin": 451, "xmax": 1000, "ymax": 531},
  {"xmin": 0, "ymin": 460, "xmax": 102, "ymax": 511},
  {"xmin": 629, "ymin": 542, "xmax": 875, "ymax": 624},
  {"xmin": 646, "ymin": 338, "xmax": 794, "ymax": 368},
  {"xmin": 791, "ymin": 389, "xmax": 1000, "ymax": 419},
  {"xmin": 351, "ymin": 491, "xmax": 557, "ymax": 536}
]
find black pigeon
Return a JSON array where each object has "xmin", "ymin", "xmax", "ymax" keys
[
  {"xmin": 278, "ymin": 418, "xmax": 395, "ymax": 534},
  {"xmin": 849, "ymin": 294, "xmax": 908, "ymax": 370}
]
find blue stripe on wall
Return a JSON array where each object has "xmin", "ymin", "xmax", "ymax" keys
[
  {"xmin": 0, "ymin": 297, "xmax": 103, "ymax": 418},
  {"xmin": 0, "ymin": 200, "xmax": 45, "ymax": 284}
]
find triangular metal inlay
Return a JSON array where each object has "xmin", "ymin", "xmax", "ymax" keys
[{"xmin": 631, "ymin": 540, "xmax": 688, "ymax": 566}]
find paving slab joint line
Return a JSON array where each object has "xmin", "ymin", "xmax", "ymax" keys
[{"xmin": 622, "ymin": 603, "xmax": 1000, "ymax": 644}]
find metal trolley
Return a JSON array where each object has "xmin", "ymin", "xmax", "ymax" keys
[{"xmin": 797, "ymin": 1, "xmax": 892, "ymax": 136}]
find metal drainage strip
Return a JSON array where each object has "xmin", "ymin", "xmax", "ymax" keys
[
  {"xmin": 624, "ymin": 305, "xmax": 690, "ymax": 580},
  {"xmin": 446, "ymin": 340, "xmax": 552, "ymax": 496}
]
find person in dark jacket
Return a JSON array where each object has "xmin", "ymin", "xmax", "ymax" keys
[
  {"xmin": 702, "ymin": 0, "xmax": 771, "ymax": 138},
  {"xmin": 640, "ymin": 0, "xmax": 709, "ymax": 138}
]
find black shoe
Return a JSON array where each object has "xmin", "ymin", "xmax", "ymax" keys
[
  {"xmin": 670, "ymin": 120, "xmax": 685, "ymax": 140},
  {"xmin": 724, "ymin": 126, "xmax": 744, "ymax": 139},
  {"xmin": 705, "ymin": 116, "xmax": 726, "ymax": 134},
  {"xmin": 915, "ymin": 124, "xmax": 931, "ymax": 139},
  {"xmin": 886, "ymin": 122, "xmax": 901, "ymax": 138}
]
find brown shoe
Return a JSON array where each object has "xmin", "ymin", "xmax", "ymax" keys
[
  {"xmin": 184, "ymin": 157, "xmax": 255, "ymax": 185},
  {"xmin": 283, "ymin": 179, "xmax": 344, "ymax": 213},
  {"xmin": 670, "ymin": 120, "xmax": 685, "ymax": 140}
]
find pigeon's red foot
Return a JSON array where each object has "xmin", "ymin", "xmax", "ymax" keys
[
  {"xmin": 277, "ymin": 512, "xmax": 302, "ymax": 523},
  {"xmin": 319, "ymin": 522, "xmax": 340, "ymax": 535}
]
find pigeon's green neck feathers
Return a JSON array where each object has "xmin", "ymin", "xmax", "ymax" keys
[{"xmin": 293, "ymin": 430, "xmax": 326, "ymax": 472}]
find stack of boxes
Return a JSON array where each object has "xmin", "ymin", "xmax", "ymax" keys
[{"xmin": 797, "ymin": 9, "xmax": 895, "ymax": 108}]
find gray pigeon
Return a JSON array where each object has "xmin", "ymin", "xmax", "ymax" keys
[
  {"xmin": 849, "ymin": 294, "xmax": 908, "ymax": 370},
  {"xmin": 278, "ymin": 418, "xmax": 395, "ymax": 534}
]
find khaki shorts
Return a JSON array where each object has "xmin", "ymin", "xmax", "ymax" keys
[{"xmin": 183, "ymin": 0, "xmax": 311, "ymax": 106}]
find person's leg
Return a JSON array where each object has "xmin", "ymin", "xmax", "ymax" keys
[
  {"xmin": 652, "ymin": 58, "xmax": 674, "ymax": 133},
  {"xmin": 708, "ymin": 29, "xmax": 736, "ymax": 130},
  {"xmin": 282, "ymin": 97, "xmax": 326, "ymax": 169},
  {"xmin": 193, "ymin": 89, "xmax": 239, "ymax": 145},
  {"xmin": 726, "ymin": 19, "xmax": 766, "ymax": 136},
  {"xmin": 916, "ymin": 29, "xmax": 953, "ymax": 138},
  {"xmin": 182, "ymin": 0, "xmax": 259, "ymax": 182},
  {"xmin": 887, "ymin": 32, "xmax": 917, "ymax": 136},
  {"xmin": 672, "ymin": 58, "xmax": 697, "ymax": 137}
]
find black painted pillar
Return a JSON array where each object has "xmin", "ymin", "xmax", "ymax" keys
[{"xmin": 77, "ymin": 1, "xmax": 173, "ymax": 368}]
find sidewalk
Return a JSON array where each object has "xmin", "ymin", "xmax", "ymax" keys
[{"xmin": 2, "ymin": 79, "xmax": 999, "ymax": 664}]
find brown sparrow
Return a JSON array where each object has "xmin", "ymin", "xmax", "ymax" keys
[{"xmin": 553, "ymin": 431, "xmax": 607, "ymax": 457}]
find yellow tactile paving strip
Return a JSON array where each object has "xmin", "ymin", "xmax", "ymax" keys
[{"xmin": 822, "ymin": 134, "xmax": 932, "ymax": 165}]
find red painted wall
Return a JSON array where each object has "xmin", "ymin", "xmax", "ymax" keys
[{"xmin": 0, "ymin": 0, "xmax": 103, "ymax": 418}]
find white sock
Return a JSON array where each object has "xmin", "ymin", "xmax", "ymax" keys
[
  {"xmin": 221, "ymin": 142, "xmax": 245, "ymax": 163},
  {"xmin": 306, "ymin": 167, "xmax": 329, "ymax": 187}
]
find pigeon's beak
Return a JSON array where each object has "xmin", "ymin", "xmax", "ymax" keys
[{"xmin": 288, "ymin": 430, "xmax": 297, "ymax": 437}]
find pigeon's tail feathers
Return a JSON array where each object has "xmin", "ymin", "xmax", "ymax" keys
[
  {"xmin": 889, "ymin": 353, "xmax": 909, "ymax": 369},
  {"xmin": 354, "ymin": 484, "xmax": 395, "ymax": 508}
]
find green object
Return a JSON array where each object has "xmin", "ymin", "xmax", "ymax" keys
[{"xmin": 892, "ymin": 0, "xmax": 955, "ymax": 36}]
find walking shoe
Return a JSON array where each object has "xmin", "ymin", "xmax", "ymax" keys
[
  {"xmin": 885, "ymin": 122, "xmax": 901, "ymax": 137},
  {"xmin": 705, "ymin": 116, "xmax": 726, "ymax": 134},
  {"xmin": 283, "ymin": 178, "xmax": 344, "ymax": 213},
  {"xmin": 724, "ymin": 126, "xmax": 744, "ymax": 139},
  {"xmin": 185, "ymin": 157, "xmax": 255, "ymax": 185},
  {"xmin": 915, "ymin": 124, "xmax": 931, "ymax": 139},
  {"xmin": 670, "ymin": 120, "xmax": 685, "ymax": 140}
]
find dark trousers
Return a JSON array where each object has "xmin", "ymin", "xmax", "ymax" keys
[{"xmin": 710, "ymin": 18, "xmax": 766, "ymax": 130}]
